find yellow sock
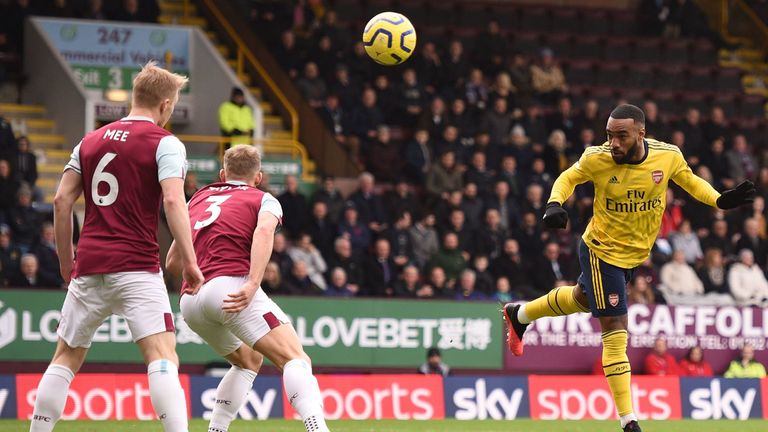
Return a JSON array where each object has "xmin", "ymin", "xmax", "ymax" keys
[
  {"xmin": 523, "ymin": 285, "xmax": 590, "ymax": 321},
  {"xmin": 602, "ymin": 330, "xmax": 634, "ymax": 417}
]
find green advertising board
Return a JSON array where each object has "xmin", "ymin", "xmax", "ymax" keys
[
  {"xmin": 187, "ymin": 156, "xmax": 221, "ymax": 184},
  {"xmin": 0, "ymin": 290, "xmax": 502, "ymax": 369}
]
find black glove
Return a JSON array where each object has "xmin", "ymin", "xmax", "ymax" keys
[
  {"xmin": 716, "ymin": 181, "xmax": 756, "ymax": 209},
  {"xmin": 542, "ymin": 202, "xmax": 568, "ymax": 229}
]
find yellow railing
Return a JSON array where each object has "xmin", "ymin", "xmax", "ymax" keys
[
  {"xmin": 188, "ymin": 0, "xmax": 300, "ymax": 142},
  {"xmin": 177, "ymin": 135, "xmax": 315, "ymax": 180},
  {"xmin": 716, "ymin": 0, "xmax": 768, "ymax": 50}
]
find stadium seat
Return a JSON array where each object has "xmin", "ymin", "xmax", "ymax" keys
[
  {"xmin": 512, "ymin": 31, "xmax": 543, "ymax": 56},
  {"xmin": 737, "ymin": 94, "xmax": 767, "ymax": 118},
  {"xmin": 603, "ymin": 37, "xmax": 635, "ymax": 62},
  {"xmin": 634, "ymin": 38, "xmax": 663, "ymax": 63},
  {"xmin": 564, "ymin": 60, "xmax": 596, "ymax": 85},
  {"xmin": 334, "ymin": 0, "xmax": 364, "ymax": 21},
  {"xmin": 519, "ymin": 7, "xmax": 551, "ymax": 32},
  {"xmin": 609, "ymin": 14, "xmax": 636, "ymax": 36},
  {"xmin": 543, "ymin": 33, "xmax": 572, "ymax": 58},
  {"xmin": 456, "ymin": 4, "xmax": 489, "ymax": 27},
  {"xmin": 426, "ymin": 2, "xmax": 457, "ymax": 26},
  {"xmin": 662, "ymin": 39, "xmax": 690, "ymax": 65},
  {"xmin": 689, "ymin": 38, "xmax": 717, "ymax": 65},
  {"xmin": 710, "ymin": 93, "xmax": 737, "ymax": 117},
  {"xmin": 617, "ymin": 88, "xmax": 647, "ymax": 106},
  {"xmin": 625, "ymin": 63, "xmax": 655, "ymax": 88},
  {"xmin": 680, "ymin": 92, "xmax": 711, "ymax": 114},
  {"xmin": 551, "ymin": 9, "xmax": 581, "ymax": 33},
  {"xmin": 595, "ymin": 62, "xmax": 627, "ymax": 87},
  {"xmin": 655, "ymin": 65, "xmax": 687, "ymax": 90},
  {"xmin": 580, "ymin": 9, "xmax": 610, "ymax": 35},
  {"xmin": 715, "ymin": 68, "xmax": 743, "ymax": 92},
  {"xmin": 569, "ymin": 35, "xmax": 604, "ymax": 59},
  {"xmin": 652, "ymin": 90, "xmax": 680, "ymax": 113},
  {"xmin": 398, "ymin": 1, "xmax": 427, "ymax": 25},
  {"xmin": 686, "ymin": 66, "xmax": 716, "ymax": 92}
]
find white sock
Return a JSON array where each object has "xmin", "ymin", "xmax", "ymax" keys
[
  {"xmin": 620, "ymin": 412, "xmax": 639, "ymax": 428},
  {"xmin": 283, "ymin": 359, "xmax": 329, "ymax": 432},
  {"xmin": 148, "ymin": 359, "xmax": 188, "ymax": 432},
  {"xmin": 518, "ymin": 304, "xmax": 531, "ymax": 324},
  {"xmin": 30, "ymin": 364, "xmax": 74, "ymax": 432},
  {"xmin": 208, "ymin": 366, "xmax": 257, "ymax": 432}
]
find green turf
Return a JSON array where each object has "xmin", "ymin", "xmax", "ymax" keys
[{"xmin": 1, "ymin": 419, "xmax": 766, "ymax": 432}]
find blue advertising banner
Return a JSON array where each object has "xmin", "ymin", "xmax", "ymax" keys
[
  {"xmin": 36, "ymin": 18, "xmax": 191, "ymax": 91},
  {"xmin": 189, "ymin": 376, "xmax": 283, "ymax": 420},
  {"xmin": 0, "ymin": 375, "xmax": 17, "ymax": 419},
  {"xmin": 680, "ymin": 377, "xmax": 763, "ymax": 420},
  {"xmin": 443, "ymin": 376, "xmax": 529, "ymax": 420}
]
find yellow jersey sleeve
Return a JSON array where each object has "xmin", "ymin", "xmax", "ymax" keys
[
  {"xmin": 670, "ymin": 149, "xmax": 721, "ymax": 208},
  {"xmin": 548, "ymin": 146, "xmax": 600, "ymax": 204}
]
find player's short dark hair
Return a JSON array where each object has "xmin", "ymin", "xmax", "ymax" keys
[{"xmin": 610, "ymin": 104, "xmax": 645, "ymax": 125}]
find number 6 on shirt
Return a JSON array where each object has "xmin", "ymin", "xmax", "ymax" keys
[{"xmin": 92, "ymin": 152, "xmax": 119, "ymax": 206}]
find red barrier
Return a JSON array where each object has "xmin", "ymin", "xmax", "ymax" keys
[
  {"xmin": 16, "ymin": 374, "xmax": 191, "ymax": 420},
  {"xmin": 283, "ymin": 374, "xmax": 445, "ymax": 420},
  {"xmin": 528, "ymin": 375, "xmax": 681, "ymax": 420}
]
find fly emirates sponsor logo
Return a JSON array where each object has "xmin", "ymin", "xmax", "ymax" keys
[{"xmin": 530, "ymin": 376, "xmax": 680, "ymax": 420}]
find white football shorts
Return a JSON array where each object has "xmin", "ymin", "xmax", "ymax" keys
[
  {"xmin": 179, "ymin": 275, "xmax": 290, "ymax": 356},
  {"xmin": 58, "ymin": 271, "xmax": 174, "ymax": 348}
]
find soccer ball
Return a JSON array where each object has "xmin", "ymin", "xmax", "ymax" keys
[{"xmin": 362, "ymin": 12, "xmax": 417, "ymax": 66}]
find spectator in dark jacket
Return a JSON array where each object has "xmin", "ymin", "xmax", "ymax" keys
[
  {"xmin": 337, "ymin": 202, "xmax": 371, "ymax": 255},
  {"xmin": 0, "ymin": 159, "xmax": 19, "ymax": 220},
  {"xmin": 404, "ymin": 129, "xmax": 432, "ymax": 184},
  {"xmin": 366, "ymin": 126, "xmax": 402, "ymax": 182},
  {"xmin": 349, "ymin": 172, "xmax": 387, "ymax": 233},
  {"xmin": 0, "ymin": 224, "xmax": 20, "ymax": 286},
  {"xmin": 306, "ymin": 201, "xmax": 337, "ymax": 259},
  {"xmin": 277, "ymin": 175, "xmax": 308, "ymax": 238},
  {"xmin": 364, "ymin": 238, "xmax": 396, "ymax": 296},
  {"xmin": 10, "ymin": 253, "xmax": 59, "ymax": 288},
  {"xmin": 32, "ymin": 222, "xmax": 63, "ymax": 288},
  {"xmin": 311, "ymin": 175, "xmax": 345, "ymax": 223},
  {"xmin": 9, "ymin": 185, "xmax": 39, "ymax": 253},
  {"xmin": 326, "ymin": 237, "xmax": 363, "ymax": 292},
  {"xmin": 270, "ymin": 232, "xmax": 294, "ymax": 278}
]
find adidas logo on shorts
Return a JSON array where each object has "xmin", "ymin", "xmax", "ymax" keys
[{"xmin": 608, "ymin": 176, "xmax": 620, "ymax": 184}]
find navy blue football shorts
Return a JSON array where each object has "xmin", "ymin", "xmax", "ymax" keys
[{"xmin": 577, "ymin": 239, "xmax": 634, "ymax": 317}]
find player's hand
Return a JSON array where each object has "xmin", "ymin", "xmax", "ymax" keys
[
  {"xmin": 542, "ymin": 202, "xmax": 568, "ymax": 229},
  {"xmin": 182, "ymin": 263, "xmax": 204, "ymax": 295},
  {"xmin": 223, "ymin": 280, "xmax": 259, "ymax": 313},
  {"xmin": 716, "ymin": 181, "xmax": 756, "ymax": 209}
]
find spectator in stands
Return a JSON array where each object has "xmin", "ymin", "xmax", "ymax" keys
[
  {"xmin": 531, "ymin": 48, "xmax": 567, "ymax": 106},
  {"xmin": 0, "ymin": 159, "xmax": 19, "ymax": 220},
  {"xmin": 404, "ymin": 129, "xmax": 432, "ymax": 184},
  {"xmin": 306, "ymin": 200, "xmax": 336, "ymax": 258},
  {"xmin": 409, "ymin": 212, "xmax": 439, "ymax": 269},
  {"xmin": 311, "ymin": 175, "xmax": 344, "ymax": 223},
  {"xmin": 366, "ymin": 125, "xmax": 402, "ymax": 182},
  {"xmin": 638, "ymin": 0, "xmax": 670, "ymax": 35},
  {"xmin": 9, "ymin": 185, "xmax": 39, "ymax": 253},
  {"xmin": 492, "ymin": 238, "xmax": 533, "ymax": 297},
  {"xmin": 394, "ymin": 265, "xmax": 421, "ymax": 298},
  {"xmin": 659, "ymin": 188, "xmax": 684, "ymax": 238},
  {"xmin": 490, "ymin": 72, "xmax": 517, "ymax": 110},
  {"xmin": 735, "ymin": 217, "xmax": 767, "ymax": 267},
  {"xmin": 455, "ymin": 269, "xmax": 486, "ymax": 301},
  {"xmin": 296, "ymin": 62, "xmax": 327, "ymax": 109},
  {"xmin": 670, "ymin": 219, "xmax": 703, "ymax": 264},
  {"xmin": 426, "ymin": 151, "xmax": 463, "ymax": 200},
  {"xmin": 277, "ymin": 175, "xmax": 308, "ymax": 237},
  {"xmin": 472, "ymin": 255, "xmax": 494, "ymax": 296},
  {"xmin": 412, "ymin": 42, "xmax": 441, "ymax": 93},
  {"xmin": 494, "ymin": 276, "xmax": 513, "ymax": 302},
  {"xmin": 547, "ymin": 98, "xmax": 578, "ymax": 145},
  {"xmin": 724, "ymin": 343, "xmax": 767, "ymax": 378},
  {"xmin": 643, "ymin": 100, "xmax": 669, "ymax": 140},
  {"xmin": 337, "ymin": 202, "xmax": 370, "ymax": 255},
  {"xmin": 441, "ymin": 40, "xmax": 469, "ymax": 96},
  {"xmin": 701, "ymin": 219, "xmax": 734, "ymax": 258},
  {"xmin": 476, "ymin": 208, "xmax": 508, "ymax": 261},
  {"xmin": 218, "ymin": 87, "xmax": 254, "ymax": 147},
  {"xmin": 398, "ymin": 68, "xmax": 426, "ymax": 128},
  {"xmin": 698, "ymin": 248, "xmax": 734, "ymax": 304},
  {"xmin": 417, "ymin": 97, "xmax": 447, "ymax": 141},
  {"xmin": 269, "ymin": 231, "xmax": 293, "ymax": 278},
  {"xmin": 328, "ymin": 65, "xmax": 358, "ymax": 113},
  {"xmin": 10, "ymin": 253, "xmax": 58, "ymax": 288},
  {"xmin": 678, "ymin": 108, "xmax": 703, "ymax": 157},
  {"xmin": 326, "ymin": 236, "xmax": 361, "ymax": 293},
  {"xmin": 464, "ymin": 68, "xmax": 489, "ymax": 112},
  {"xmin": 575, "ymin": 99, "xmax": 602, "ymax": 138},
  {"xmin": 441, "ymin": 209, "xmax": 473, "ymax": 257},
  {"xmin": 628, "ymin": 276, "xmax": 656, "ymax": 305},
  {"xmin": 475, "ymin": 19, "xmax": 508, "ymax": 75},
  {"xmin": 427, "ymin": 265, "xmax": 453, "ymax": 297},
  {"xmin": 533, "ymin": 242, "xmax": 574, "ymax": 294},
  {"xmin": 386, "ymin": 210, "xmax": 414, "ymax": 267},
  {"xmin": 481, "ymin": 97, "xmax": 512, "ymax": 148},
  {"xmin": 429, "ymin": 232, "xmax": 467, "ymax": 285},
  {"xmin": 183, "ymin": 171, "xmax": 198, "ymax": 202},
  {"xmin": 372, "ymin": 74, "xmax": 398, "ymax": 124},
  {"xmin": 659, "ymin": 250, "xmax": 704, "ymax": 304},
  {"xmin": 726, "ymin": 134, "xmax": 758, "ymax": 182},
  {"xmin": 82, "ymin": 0, "xmax": 107, "ymax": 20},
  {"xmin": 0, "ymin": 224, "xmax": 19, "ymax": 286},
  {"xmin": 317, "ymin": 93, "xmax": 349, "ymax": 148},
  {"xmin": 447, "ymin": 98, "xmax": 476, "ymax": 147},
  {"xmin": 728, "ymin": 249, "xmax": 768, "ymax": 306},
  {"xmin": 349, "ymin": 172, "xmax": 386, "ymax": 233},
  {"xmin": 384, "ymin": 178, "xmax": 420, "ymax": 223},
  {"xmin": 4, "ymin": 0, "xmax": 35, "ymax": 55},
  {"xmin": 307, "ymin": 35, "xmax": 340, "ymax": 83},
  {"xmin": 464, "ymin": 152, "xmax": 494, "ymax": 197},
  {"xmin": 364, "ymin": 238, "xmax": 396, "ymax": 297},
  {"xmin": 487, "ymin": 180, "xmax": 521, "ymax": 232},
  {"xmin": 325, "ymin": 267, "xmax": 355, "ymax": 297},
  {"xmin": 0, "ymin": 116, "xmax": 16, "ymax": 162},
  {"xmin": 32, "ymin": 222, "xmax": 62, "ymax": 288},
  {"xmin": 418, "ymin": 347, "xmax": 450, "ymax": 377},
  {"xmin": 110, "ymin": 0, "xmax": 158, "ymax": 22},
  {"xmin": 678, "ymin": 346, "xmax": 713, "ymax": 377},
  {"xmin": 284, "ymin": 260, "xmax": 322, "ymax": 294},
  {"xmin": 508, "ymin": 52, "xmax": 533, "ymax": 106},
  {"xmin": 288, "ymin": 233, "xmax": 327, "ymax": 291},
  {"xmin": 703, "ymin": 106, "xmax": 731, "ymax": 145},
  {"xmin": 274, "ymin": 30, "xmax": 302, "ymax": 79},
  {"xmin": 262, "ymin": 262, "xmax": 288, "ymax": 295},
  {"xmin": 703, "ymin": 138, "xmax": 733, "ymax": 189},
  {"xmin": 644, "ymin": 336, "xmax": 679, "ymax": 376}
]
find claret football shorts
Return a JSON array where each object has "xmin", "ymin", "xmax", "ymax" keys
[
  {"xmin": 577, "ymin": 240, "xmax": 634, "ymax": 317},
  {"xmin": 180, "ymin": 275, "xmax": 290, "ymax": 356},
  {"xmin": 58, "ymin": 271, "xmax": 175, "ymax": 348}
]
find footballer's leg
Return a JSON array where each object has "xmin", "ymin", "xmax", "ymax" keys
[
  {"xmin": 31, "ymin": 275, "xmax": 108, "ymax": 432},
  {"xmin": 209, "ymin": 346, "xmax": 264, "ymax": 432},
  {"xmin": 252, "ymin": 324, "xmax": 330, "ymax": 432},
  {"xmin": 117, "ymin": 272, "xmax": 189, "ymax": 432}
]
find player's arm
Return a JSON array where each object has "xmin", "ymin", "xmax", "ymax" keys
[
  {"xmin": 157, "ymin": 136, "xmax": 204, "ymax": 293},
  {"xmin": 671, "ymin": 151, "xmax": 755, "ymax": 209},
  {"xmin": 53, "ymin": 169, "xmax": 83, "ymax": 284},
  {"xmin": 223, "ymin": 212, "xmax": 280, "ymax": 313},
  {"xmin": 165, "ymin": 240, "xmax": 181, "ymax": 277},
  {"xmin": 543, "ymin": 153, "xmax": 592, "ymax": 228}
]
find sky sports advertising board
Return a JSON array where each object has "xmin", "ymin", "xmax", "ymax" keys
[
  {"xmin": 2, "ymin": 374, "xmax": 767, "ymax": 421},
  {"xmin": 37, "ymin": 18, "xmax": 191, "ymax": 91}
]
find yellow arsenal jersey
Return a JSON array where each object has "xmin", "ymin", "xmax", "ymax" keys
[{"xmin": 548, "ymin": 139, "xmax": 721, "ymax": 269}]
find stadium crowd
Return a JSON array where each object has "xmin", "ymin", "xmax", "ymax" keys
[{"xmin": 241, "ymin": 0, "xmax": 768, "ymax": 305}]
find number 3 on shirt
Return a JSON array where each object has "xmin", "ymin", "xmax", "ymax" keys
[
  {"xmin": 92, "ymin": 152, "xmax": 119, "ymax": 206},
  {"xmin": 194, "ymin": 195, "xmax": 232, "ymax": 230}
]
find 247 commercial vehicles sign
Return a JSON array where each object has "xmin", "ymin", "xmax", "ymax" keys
[
  {"xmin": 36, "ymin": 18, "xmax": 191, "ymax": 91},
  {"xmin": 0, "ymin": 290, "xmax": 502, "ymax": 368}
]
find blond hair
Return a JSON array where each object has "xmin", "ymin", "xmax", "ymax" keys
[
  {"xmin": 131, "ymin": 61, "xmax": 188, "ymax": 108},
  {"xmin": 223, "ymin": 145, "xmax": 261, "ymax": 179}
]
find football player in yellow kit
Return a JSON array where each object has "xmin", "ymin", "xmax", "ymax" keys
[{"xmin": 503, "ymin": 104, "xmax": 755, "ymax": 432}]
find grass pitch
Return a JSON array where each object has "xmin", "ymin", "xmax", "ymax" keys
[{"xmin": 1, "ymin": 419, "xmax": 766, "ymax": 431}]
